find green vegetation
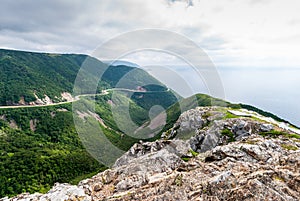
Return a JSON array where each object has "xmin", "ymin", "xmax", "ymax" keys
[
  {"xmin": 221, "ymin": 129, "xmax": 235, "ymax": 142},
  {"xmin": 293, "ymin": 139, "xmax": 300, "ymax": 143},
  {"xmin": 223, "ymin": 112, "xmax": 239, "ymax": 119},
  {"xmin": 173, "ymin": 174, "xmax": 183, "ymax": 186},
  {"xmin": 131, "ymin": 90, "xmax": 178, "ymax": 112},
  {"xmin": 244, "ymin": 139, "xmax": 259, "ymax": 145},
  {"xmin": 0, "ymin": 89, "xmax": 174, "ymax": 197},
  {"xmin": 69, "ymin": 168, "xmax": 107, "ymax": 185},
  {"xmin": 181, "ymin": 149, "xmax": 199, "ymax": 162},
  {"xmin": 280, "ymin": 144, "xmax": 298, "ymax": 151},
  {"xmin": 0, "ymin": 94, "xmax": 151, "ymax": 197},
  {"xmin": 273, "ymin": 175, "xmax": 285, "ymax": 182},
  {"xmin": 161, "ymin": 93, "xmax": 299, "ymax": 140},
  {"xmin": 163, "ymin": 94, "xmax": 241, "ymax": 135},
  {"xmin": 1, "ymin": 48, "xmax": 299, "ymax": 198},
  {"xmin": 240, "ymin": 104, "xmax": 299, "ymax": 129},
  {"xmin": 189, "ymin": 149, "xmax": 199, "ymax": 157},
  {"xmin": 0, "ymin": 49, "xmax": 88, "ymax": 105},
  {"xmin": 0, "ymin": 49, "xmax": 178, "ymax": 108},
  {"xmin": 0, "ymin": 104, "xmax": 104, "ymax": 197},
  {"xmin": 0, "ymin": 49, "xmax": 181, "ymax": 198},
  {"xmin": 181, "ymin": 157, "xmax": 190, "ymax": 162},
  {"xmin": 259, "ymin": 130, "xmax": 300, "ymax": 139},
  {"xmin": 102, "ymin": 66, "xmax": 160, "ymax": 89}
]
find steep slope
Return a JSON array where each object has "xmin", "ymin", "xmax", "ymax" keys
[
  {"xmin": 3, "ymin": 106, "xmax": 299, "ymax": 201},
  {"xmin": 0, "ymin": 87, "xmax": 168, "ymax": 197},
  {"xmin": 0, "ymin": 49, "xmax": 86, "ymax": 105},
  {"xmin": 0, "ymin": 89, "xmax": 176, "ymax": 198},
  {"xmin": 1, "ymin": 48, "xmax": 299, "ymax": 200},
  {"xmin": 0, "ymin": 103, "xmax": 104, "ymax": 197},
  {"xmin": 0, "ymin": 49, "xmax": 179, "ymax": 198},
  {"xmin": 0, "ymin": 49, "xmax": 178, "ymax": 110},
  {"xmin": 162, "ymin": 93, "xmax": 299, "ymax": 135}
]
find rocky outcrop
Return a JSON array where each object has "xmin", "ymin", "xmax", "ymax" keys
[
  {"xmin": 163, "ymin": 106, "xmax": 276, "ymax": 153},
  {"xmin": 161, "ymin": 107, "xmax": 224, "ymax": 139},
  {"xmin": 79, "ymin": 139, "xmax": 191, "ymax": 199},
  {"xmin": 190, "ymin": 118, "xmax": 274, "ymax": 153},
  {"xmin": 30, "ymin": 119, "xmax": 38, "ymax": 132},
  {"xmin": 77, "ymin": 134, "xmax": 299, "ymax": 201},
  {"xmin": 0, "ymin": 183, "xmax": 91, "ymax": 201},
  {"xmin": 2, "ymin": 106, "xmax": 300, "ymax": 201},
  {"xmin": 114, "ymin": 140, "xmax": 191, "ymax": 167}
]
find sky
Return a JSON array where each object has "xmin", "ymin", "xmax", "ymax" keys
[
  {"xmin": 1, "ymin": 0, "xmax": 300, "ymax": 68},
  {"xmin": 0, "ymin": 0, "xmax": 300, "ymax": 125}
]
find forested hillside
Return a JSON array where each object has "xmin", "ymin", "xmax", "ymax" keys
[
  {"xmin": 0, "ymin": 49, "xmax": 86, "ymax": 104},
  {"xmin": 0, "ymin": 90, "xmax": 151, "ymax": 197},
  {"xmin": 0, "ymin": 49, "xmax": 177, "ymax": 108},
  {"xmin": 1, "ymin": 49, "xmax": 295, "ymax": 198},
  {"xmin": 0, "ymin": 49, "xmax": 179, "ymax": 197},
  {"xmin": 0, "ymin": 103, "xmax": 103, "ymax": 197}
]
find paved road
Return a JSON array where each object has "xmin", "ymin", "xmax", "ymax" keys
[{"xmin": 0, "ymin": 88, "xmax": 170, "ymax": 109}]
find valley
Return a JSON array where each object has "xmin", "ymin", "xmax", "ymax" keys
[
  {"xmin": 0, "ymin": 49, "xmax": 178, "ymax": 197},
  {"xmin": 0, "ymin": 49, "xmax": 299, "ymax": 199}
]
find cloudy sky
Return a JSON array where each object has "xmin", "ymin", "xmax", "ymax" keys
[
  {"xmin": 1, "ymin": 0, "xmax": 300, "ymax": 125},
  {"xmin": 1, "ymin": 0, "xmax": 300, "ymax": 68}
]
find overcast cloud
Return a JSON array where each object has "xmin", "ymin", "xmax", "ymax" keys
[
  {"xmin": 1, "ymin": 0, "xmax": 300, "ymax": 125},
  {"xmin": 1, "ymin": 0, "xmax": 300, "ymax": 68}
]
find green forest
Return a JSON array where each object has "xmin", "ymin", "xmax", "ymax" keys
[
  {"xmin": 0, "ymin": 103, "xmax": 104, "ymax": 197},
  {"xmin": 0, "ymin": 89, "xmax": 177, "ymax": 197},
  {"xmin": 0, "ymin": 49, "xmax": 179, "ymax": 197},
  {"xmin": 1, "ymin": 49, "xmax": 296, "ymax": 198},
  {"xmin": 0, "ymin": 49, "xmax": 176, "ymax": 106}
]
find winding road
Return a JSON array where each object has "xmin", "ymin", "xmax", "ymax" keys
[{"xmin": 0, "ymin": 88, "xmax": 170, "ymax": 109}]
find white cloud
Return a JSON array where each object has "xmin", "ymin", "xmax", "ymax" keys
[
  {"xmin": 1, "ymin": 0, "xmax": 300, "ymax": 125},
  {"xmin": 0, "ymin": 0, "xmax": 300, "ymax": 68}
]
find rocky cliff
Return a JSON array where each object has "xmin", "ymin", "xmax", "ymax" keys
[{"xmin": 2, "ymin": 107, "xmax": 300, "ymax": 201}]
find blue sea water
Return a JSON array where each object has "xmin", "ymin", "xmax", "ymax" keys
[
  {"xmin": 146, "ymin": 65, "xmax": 300, "ymax": 126},
  {"xmin": 218, "ymin": 67, "xmax": 300, "ymax": 126}
]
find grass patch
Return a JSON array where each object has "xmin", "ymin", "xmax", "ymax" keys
[
  {"xmin": 273, "ymin": 175, "xmax": 285, "ymax": 182},
  {"xmin": 240, "ymin": 104, "xmax": 299, "ymax": 129},
  {"xmin": 190, "ymin": 149, "xmax": 199, "ymax": 157},
  {"xmin": 221, "ymin": 128, "xmax": 235, "ymax": 142},
  {"xmin": 181, "ymin": 149, "xmax": 199, "ymax": 162},
  {"xmin": 223, "ymin": 112, "xmax": 239, "ymax": 119},
  {"xmin": 281, "ymin": 144, "xmax": 298, "ymax": 151},
  {"xmin": 244, "ymin": 139, "xmax": 259, "ymax": 145},
  {"xmin": 181, "ymin": 157, "xmax": 190, "ymax": 162},
  {"xmin": 173, "ymin": 174, "xmax": 183, "ymax": 186},
  {"xmin": 250, "ymin": 116, "xmax": 267, "ymax": 123},
  {"xmin": 201, "ymin": 112, "xmax": 212, "ymax": 120},
  {"xmin": 293, "ymin": 139, "xmax": 300, "ymax": 143},
  {"xmin": 176, "ymin": 130, "xmax": 197, "ymax": 141},
  {"xmin": 259, "ymin": 130, "xmax": 300, "ymax": 139}
]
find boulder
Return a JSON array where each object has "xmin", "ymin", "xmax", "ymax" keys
[{"xmin": 3, "ymin": 107, "xmax": 299, "ymax": 201}]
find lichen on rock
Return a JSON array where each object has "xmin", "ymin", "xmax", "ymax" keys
[{"xmin": 2, "ymin": 106, "xmax": 300, "ymax": 201}]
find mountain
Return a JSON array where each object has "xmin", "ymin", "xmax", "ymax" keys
[
  {"xmin": 0, "ymin": 49, "xmax": 178, "ymax": 197},
  {"xmin": 2, "ymin": 105, "xmax": 299, "ymax": 200},
  {"xmin": 0, "ymin": 49, "xmax": 177, "ymax": 109},
  {"xmin": 163, "ymin": 93, "xmax": 299, "ymax": 134},
  {"xmin": 1, "ymin": 48, "xmax": 299, "ymax": 199},
  {"xmin": 0, "ymin": 49, "xmax": 85, "ymax": 105},
  {"xmin": 102, "ymin": 60, "xmax": 140, "ymax": 68}
]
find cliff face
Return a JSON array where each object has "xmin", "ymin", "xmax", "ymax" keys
[{"xmin": 2, "ymin": 107, "xmax": 300, "ymax": 201}]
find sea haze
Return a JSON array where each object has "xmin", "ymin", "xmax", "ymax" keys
[
  {"xmin": 119, "ymin": 50, "xmax": 299, "ymax": 126},
  {"xmin": 143, "ymin": 64, "xmax": 300, "ymax": 127},
  {"xmin": 219, "ymin": 67, "xmax": 300, "ymax": 127}
]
